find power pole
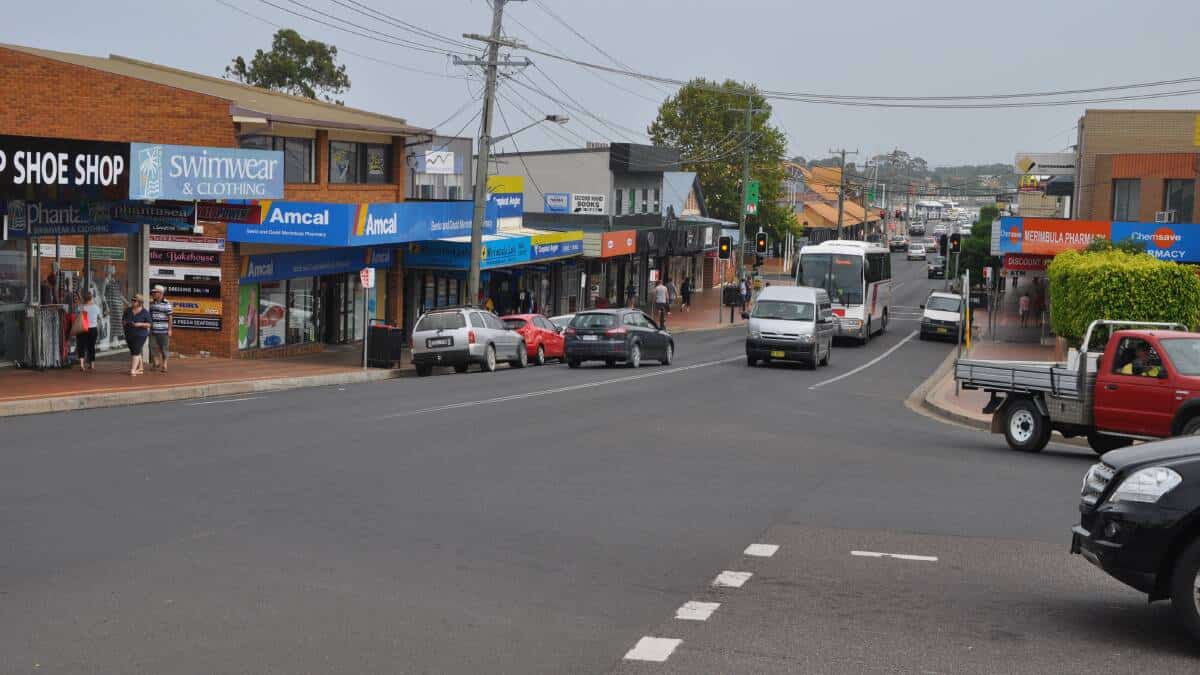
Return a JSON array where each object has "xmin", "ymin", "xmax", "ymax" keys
[
  {"xmin": 730, "ymin": 94, "xmax": 766, "ymax": 281},
  {"xmin": 830, "ymin": 148, "xmax": 858, "ymax": 240},
  {"xmin": 459, "ymin": 0, "xmax": 528, "ymax": 307}
]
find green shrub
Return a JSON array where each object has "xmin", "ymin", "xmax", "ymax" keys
[{"xmin": 1048, "ymin": 249, "xmax": 1200, "ymax": 346}]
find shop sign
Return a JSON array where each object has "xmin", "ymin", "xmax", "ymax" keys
[
  {"xmin": 544, "ymin": 193, "xmax": 570, "ymax": 213},
  {"xmin": 1014, "ymin": 152, "xmax": 1076, "ymax": 177},
  {"xmin": 155, "ymin": 281, "xmax": 221, "ymax": 298},
  {"xmin": 600, "ymin": 230, "xmax": 637, "ymax": 257},
  {"xmin": 5, "ymin": 200, "xmax": 140, "ymax": 236},
  {"xmin": 231, "ymin": 200, "xmax": 356, "ymax": 246},
  {"xmin": 229, "ymin": 200, "xmax": 499, "ymax": 246},
  {"xmin": 1002, "ymin": 253, "xmax": 1052, "ymax": 272},
  {"xmin": 570, "ymin": 193, "xmax": 606, "ymax": 215},
  {"xmin": 150, "ymin": 234, "xmax": 225, "ymax": 252},
  {"xmin": 196, "ymin": 203, "xmax": 261, "ymax": 223},
  {"xmin": 0, "ymin": 135, "xmax": 129, "ymax": 197},
  {"xmin": 129, "ymin": 143, "xmax": 284, "ymax": 200},
  {"xmin": 996, "ymin": 217, "xmax": 1110, "ymax": 255},
  {"xmin": 239, "ymin": 247, "xmax": 394, "ymax": 283},
  {"xmin": 150, "ymin": 249, "xmax": 221, "ymax": 266},
  {"xmin": 530, "ymin": 231, "xmax": 584, "ymax": 261},
  {"xmin": 424, "ymin": 150, "xmax": 456, "ymax": 175},
  {"xmin": 404, "ymin": 237, "xmax": 531, "ymax": 270},
  {"xmin": 174, "ymin": 316, "xmax": 221, "ymax": 331},
  {"xmin": 168, "ymin": 297, "xmax": 223, "ymax": 317},
  {"xmin": 1111, "ymin": 221, "xmax": 1200, "ymax": 261},
  {"xmin": 151, "ymin": 265, "xmax": 221, "ymax": 281},
  {"xmin": 35, "ymin": 243, "xmax": 126, "ymax": 261}
]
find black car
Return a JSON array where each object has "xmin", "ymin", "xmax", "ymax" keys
[
  {"xmin": 564, "ymin": 309, "xmax": 674, "ymax": 369},
  {"xmin": 1071, "ymin": 437, "xmax": 1200, "ymax": 639},
  {"xmin": 927, "ymin": 254, "xmax": 946, "ymax": 279}
]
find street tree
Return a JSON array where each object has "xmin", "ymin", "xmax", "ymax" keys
[
  {"xmin": 959, "ymin": 205, "xmax": 1001, "ymax": 286},
  {"xmin": 226, "ymin": 29, "xmax": 350, "ymax": 103},
  {"xmin": 648, "ymin": 79, "xmax": 796, "ymax": 238}
]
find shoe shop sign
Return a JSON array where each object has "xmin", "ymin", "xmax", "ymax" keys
[{"xmin": 0, "ymin": 134, "xmax": 129, "ymax": 198}]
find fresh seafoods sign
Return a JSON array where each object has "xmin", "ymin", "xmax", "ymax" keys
[{"xmin": 129, "ymin": 143, "xmax": 284, "ymax": 200}]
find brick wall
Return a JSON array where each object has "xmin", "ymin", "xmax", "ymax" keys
[{"xmin": 1090, "ymin": 153, "xmax": 1199, "ymax": 222}]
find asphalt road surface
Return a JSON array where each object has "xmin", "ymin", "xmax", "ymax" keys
[{"xmin": 3, "ymin": 253, "xmax": 1197, "ymax": 674}]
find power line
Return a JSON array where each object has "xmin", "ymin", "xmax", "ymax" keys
[
  {"xmin": 529, "ymin": 64, "xmax": 648, "ymax": 141},
  {"xmin": 494, "ymin": 100, "xmax": 544, "ymax": 198},
  {"xmin": 251, "ymin": 0, "xmax": 467, "ymax": 57},
  {"xmin": 328, "ymin": 0, "xmax": 477, "ymax": 50}
]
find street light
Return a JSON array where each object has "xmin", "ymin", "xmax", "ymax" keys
[{"xmin": 491, "ymin": 114, "xmax": 569, "ymax": 145}]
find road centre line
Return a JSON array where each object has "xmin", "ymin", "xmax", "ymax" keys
[
  {"xmin": 851, "ymin": 550, "xmax": 939, "ymax": 562},
  {"xmin": 623, "ymin": 636, "xmax": 682, "ymax": 662},
  {"xmin": 744, "ymin": 543, "xmax": 779, "ymax": 557},
  {"xmin": 808, "ymin": 330, "xmax": 919, "ymax": 390},
  {"xmin": 675, "ymin": 601, "xmax": 720, "ymax": 621},
  {"xmin": 378, "ymin": 356, "xmax": 743, "ymax": 419},
  {"xmin": 186, "ymin": 396, "xmax": 266, "ymax": 406},
  {"xmin": 713, "ymin": 570, "xmax": 753, "ymax": 588}
]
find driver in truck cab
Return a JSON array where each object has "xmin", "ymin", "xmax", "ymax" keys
[{"xmin": 1119, "ymin": 343, "xmax": 1162, "ymax": 378}]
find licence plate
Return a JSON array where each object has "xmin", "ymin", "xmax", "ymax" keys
[
  {"xmin": 582, "ymin": 335, "xmax": 599, "ymax": 341},
  {"xmin": 427, "ymin": 336, "xmax": 452, "ymax": 348},
  {"xmin": 936, "ymin": 327, "xmax": 949, "ymax": 334},
  {"xmin": 770, "ymin": 350, "xmax": 786, "ymax": 358}
]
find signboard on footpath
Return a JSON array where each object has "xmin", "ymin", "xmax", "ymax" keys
[{"xmin": 150, "ymin": 231, "xmax": 226, "ymax": 330}]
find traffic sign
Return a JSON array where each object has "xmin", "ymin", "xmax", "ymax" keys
[{"xmin": 360, "ymin": 267, "xmax": 375, "ymax": 289}]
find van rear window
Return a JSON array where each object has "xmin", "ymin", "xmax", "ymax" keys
[{"xmin": 416, "ymin": 312, "xmax": 466, "ymax": 331}]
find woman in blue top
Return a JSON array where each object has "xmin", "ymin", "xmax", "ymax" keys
[{"xmin": 122, "ymin": 294, "xmax": 152, "ymax": 376}]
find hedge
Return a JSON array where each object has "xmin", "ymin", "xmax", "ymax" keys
[{"xmin": 1047, "ymin": 249, "xmax": 1200, "ymax": 346}]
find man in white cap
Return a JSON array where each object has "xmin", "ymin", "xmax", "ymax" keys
[{"xmin": 148, "ymin": 284, "xmax": 173, "ymax": 372}]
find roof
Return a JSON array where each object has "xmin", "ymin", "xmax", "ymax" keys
[
  {"xmin": 804, "ymin": 201, "xmax": 862, "ymax": 226},
  {"xmin": 662, "ymin": 171, "xmax": 698, "ymax": 217},
  {"xmin": 1, "ymin": 44, "xmax": 427, "ymax": 136}
]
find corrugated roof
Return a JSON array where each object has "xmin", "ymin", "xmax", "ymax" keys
[
  {"xmin": 1, "ymin": 44, "xmax": 428, "ymax": 136},
  {"xmin": 804, "ymin": 201, "xmax": 861, "ymax": 226}
]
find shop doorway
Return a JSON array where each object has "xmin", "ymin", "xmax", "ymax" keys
[{"xmin": 319, "ymin": 274, "xmax": 363, "ymax": 345}]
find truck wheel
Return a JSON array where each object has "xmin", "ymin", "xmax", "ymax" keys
[
  {"xmin": 1004, "ymin": 398, "xmax": 1050, "ymax": 452},
  {"xmin": 1087, "ymin": 432, "xmax": 1133, "ymax": 455},
  {"xmin": 1169, "ymin": 538, "xmax": 1200, "ymax": 642},
  {"xmin": 1181, "ymin": 417, "xmax": 1200, "ymax": 436}
]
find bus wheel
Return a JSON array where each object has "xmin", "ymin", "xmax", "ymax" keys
[{"xmin": 860, "ymin": 319, "xmax": 871, "ymax": 346}]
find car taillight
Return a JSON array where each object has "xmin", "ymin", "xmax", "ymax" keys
[
  {"xmin": 605, "ymin": 327, "xmax": 627, "ymax": 335},
  {"xmin": 468, "ymin": 330, "xmax": 476, "ymax": 344},
  {"xmin": 565, "ymin": 327, "xmax": 576, "ymax": 336}
]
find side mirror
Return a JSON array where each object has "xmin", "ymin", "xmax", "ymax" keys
[{"xmin": 741, "ymin": 312, "xmax": 750, "ymax": 320}]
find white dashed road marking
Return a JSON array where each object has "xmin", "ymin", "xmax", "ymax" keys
[
  {"xmin": 809, "ymin": 330, "xmax": 919, "ymax": 390},
  {"xmin": 713, "ymin": 570, "xmax": 753, "ymax": 588},
  {"xmin": 624, "ymin": 637, "xmax": 682, "ymax": 662},
  {"xmin": 675, "ymin": 601, "xmax": 720, "ymax": 621},
  {"xmin": 851, "ymin": 550, "xmax": 939, "ymax": 562},
  {"xmin": 743, "ymin": 543, "xmax": 779, "ymax": 557}
]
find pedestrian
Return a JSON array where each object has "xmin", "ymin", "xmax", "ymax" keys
[
  {"xmin": 740, "ymin": 277, "xmax": 750, "ymax": 312},
  {"xmin": 122, "ymin": 294, "xmax": 151, "ymax": 376},
  {"xmin": 148, "ymin": 284, "xmax": 173, "ymax": 373},
  {"xmin": 680, "ymin": 277, "xmax": 692, "ymax": 313},
  {"xmin": 654, "ymin": 278, "xmax": 669, "ymax": 328},
  {"xmin": 1018, "ymin": 292, "xmax": 1031, "ymax": 328},
  {"xmin": 625, "ymin": 280, "xmax": 637, "ymax": 308},
  {"xmin": 78, "ymin": 290, "xmax": 101, "ymax": 371}
]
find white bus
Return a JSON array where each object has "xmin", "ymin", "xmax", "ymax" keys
[{"xmin": 797, "ymin": 240, "xmax": 893, "ymax": 344}]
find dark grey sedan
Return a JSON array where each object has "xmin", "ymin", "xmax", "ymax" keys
[{"xmin": 564, "ymin": 309, "xmax": 674, "ymax": 369}]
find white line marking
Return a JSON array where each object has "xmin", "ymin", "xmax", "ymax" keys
[
  {"xmin": 379, "ymin": 356, "xmax": 743, "ymax": 419},
  {"xmin": 675, "ymin": 601, "xmax": 720, "ymax": 621},
  {"xmin": 186, "ymin": 396, "xmax": 265, "ymax": 406},
  {"xmin": 623, "ymin": 636, "xmax": 682, "ymax": 662},
  {"xmin": 744, "ymin": 543, "xmax": 779, "ymax": 557},
  {"xmin": 713, "ymin": 570, "xmax": 753, "ymax": 588},
  {"xmin": 809, "ymin": 330, "xmax": 919, "ymax": 390},
  {"xmin": 851, "ymin": 550, "xmax": 938, "ymax": 562}
]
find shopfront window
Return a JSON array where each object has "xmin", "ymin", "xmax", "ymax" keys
[
  {"xmin": 329, "ymin": 142, "xmax": 359, "ymax": 184},
  {"xmin": 1112, "ymin": 179, "xmax": 1139, "ymax": 221},
  {"xmin": 330, "ymin": 141, "xmax": 392, "ymax": 184},
  {"xmin": 0, "ymin": 239, "xmax": 28, "ymax": 362},
  {"xmin": 259, "ymin": 281, "xmax": 287, "ymax": 348},
  {"xmin": 240, "ymin": 135, "xmax": 314, "ymax": 183},
  {"xmin": 287, "ymin": 276, "xmax": 316, "ymax": 345},
  {"xmin": 1164, "ymin": 179, "xmax": 1195, "ymax": 222}
]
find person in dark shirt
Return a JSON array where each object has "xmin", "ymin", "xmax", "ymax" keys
[{"xmin": 122, "ymin": 294, "xmax": 151, "ymax": 376}]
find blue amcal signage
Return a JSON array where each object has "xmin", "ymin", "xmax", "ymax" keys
[{"xmin": 240, "ymin": 247, "xmax": 394, "ymax": 283}]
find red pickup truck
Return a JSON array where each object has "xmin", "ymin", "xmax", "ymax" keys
[{"xmin": 955, "ymin": 320, "xmax": 1200, "ymax": 453}]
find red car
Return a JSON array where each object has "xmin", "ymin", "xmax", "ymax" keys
[{"xmin": 500, "ymin": 313, "xmax": 565, "ymax": 365}]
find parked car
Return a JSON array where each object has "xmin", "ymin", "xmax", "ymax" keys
[
  {"xmin": 501, "ymin": 313, "xmax": 565, "ymax": 365},
  {"xmin": 1072, "ymin": 437, "xmax": 1200, "ymax": 640},
  {"xmin": 743, "ymin": 285, "xmax": 834, "ymax": 369},
  {"xmin": 411, "ymin": 306, "xmax": 527, "ymax": 377},
  {"xmin": 906, "ymin": 242, "xmax": 927, "ymax": 261},
  {"xmin": 918, "ymin": 292, "xmax": 962, "ymax": 341},
  {"xmin": 564, "ymin": 308, "xmax": 673, "ymax": 369},
  {"xmin": 549, "ymin": 314, "xmax": 575, "ymax": 331},
  {"xmin": 955, "ymin": 319, "xmax": 1198, "ymax": 453},
  {"xmin": 927, "ymin": 254, "xmax": 946, "ymax": 279},
  {"xmin": 888, "ymin": 235, "xmax": 908, "ymax": 252}
]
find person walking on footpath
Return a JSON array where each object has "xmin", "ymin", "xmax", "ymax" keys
[
  {"xmin": 149, "ymin": 285, "xmax": 173, "ymax": 373},
  {"xmin": 625, "ymin": 279, "xmax": 637, "ymax": 308},
  {"xmin": 654, "ymin": 278, "xmax": 670, "ymax": 328},
  {"xmin": 122, "ymin": 294, "xmax": 151, "ymax": 376},
  {"xmin": 1018, "ymin": 292, "xmax": 1031, "ymax": 328},
  {"xmin": 667, "ymin": 278, "xmax": 678, "ymax": 313},
  {"xmin": 680, "ymin": 277, "xmax": 692, "ymax": 313},
  {"xmin": 740, "ymin": 276, "xmax": 750, "ymax": 313},
  {"xmin": 78, "ymin": 291, "xmax": 101, "ymax": 371}
]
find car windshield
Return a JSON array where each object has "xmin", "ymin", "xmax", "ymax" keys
[
  {"xmin": 751, "ymin": 300, "xmax": 814, "ymax": 321},
  {"xmin": 415, "ymin": 312, "xmax": 466, "ymax": 331},
  {"xmin": 571, "ymin": 313, "xmax": 617, "ymax": 329},
  {"xmin": 926, "ymin": 296, "xmax": 961, "ymax": 313},
  {"xmin": 550, "ymin": 316, "xmax": 572, "ymax": 328},
  {"xmin": 1160, "ymin": 338, "xmax": 1200, "ymax": 376},
  {"xmin": 910, "ymin": 244, "xmax": 923, "ymax": 250},
  {"xmin": 799, "ymin": 253, "xmax": 864, "ymax": 305},
  {"xmin": 503, "ymin": 319, "xmax": 527, "ymax": 330}
]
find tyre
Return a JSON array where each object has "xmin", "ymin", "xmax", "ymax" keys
[
  {"xmin": 1181, "ymin": 417, "xmax": 1200, "ymax": 436},
  {"xmin": 747, "ymin": 356, "xmax": 757, "ymax": 367},
  {"xmin": 627, "ymin": 342, "xmax": 641, "ymax": 369},
  {"xmin": 510, "ymin": 343, "xmax": 527, "ymax": 369},
  {"xmin": 1169, "ymin": 538, "xmax": 1200, "ymax": 642},
  {"xmin": 453, "ymin": 363, "xmax": 469, "ymax": 374},
  {"xmin": 880, "ymin": 311, "xmax": 888, "ymax": 334},
  {"xmin": 661, "ymin": 342, "xmax": 673, "ymax": 366},
  {"xmin": 859, "ymin": 319, "xmax": 872, "ymax": 346},
  {"xmin": 481, "ymin": 345, "xmax": 497, "ymax": 373},
  {"xmin": 1086, "ymin": 432, "xmax": 1133, "ymax": 455},
  {"xmin": 605, "ymin": 359, "xmax": 616, "ymax": 367},
  {"xmin": 919, "ymin": 332, "xmax": 928, "ymax": 341},
  {"xmin": 416, "ymin": 364, "xmax": 433, "ymax": 377},
  {"xmin": 1003, "ymin": 398, "xmax": 1050, "ymax": 452},
  {"xmin": 820, "ymin": 342, "xmax": 831, "ymax": 366},
  {"xmin": 535, "ymin": 345, "xmax": 546, "ymax": 366},
  {"xmin": 568, "ymin": 358, "xmax": 581, "ymax": 369}
]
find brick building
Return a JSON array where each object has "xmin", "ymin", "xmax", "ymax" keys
[
  {"xmin": 0, "ymin": 44, "xmax": 442, "ymax": 363},
  {"xmin": 1074, "ymin": 109, "xmax": 1200, "ymax": 222}
]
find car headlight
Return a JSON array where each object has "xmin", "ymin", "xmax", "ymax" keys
[
  {"xmin": 843, "ymin": 319, "xmax": 863, "ymax": 328},
  {"xmin": 749, "ymin": 329, "xmax": 761, "ymax": 339},
  {"xmin": 797, "ymin": 334, "xmax": 815, "ymax": 344},
  {"xmin": 1108, "ymin": 467, "xmax": 1182, "ymax": 504}
]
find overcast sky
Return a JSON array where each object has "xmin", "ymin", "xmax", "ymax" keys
[{"xmin": 5, "ymin": 0, "xmax": 1200, "ymax": 167}]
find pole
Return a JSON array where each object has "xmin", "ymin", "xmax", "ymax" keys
[
  {"xmin": 834, "ymin": 149, "xmax": 846, "ymax": 240},
  {"xmin": 466, "ymin": 0, "xmax": 507, "ymax": 307},
  {"xmin": 362, "ymin": 283, "xmax": 369, "ymax": 369},
  {"xmin": 737, "ymin": 94, "xmax": 752, "ymax": 282}
]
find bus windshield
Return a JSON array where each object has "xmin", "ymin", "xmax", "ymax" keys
[{"xmin": 799, "ymin": 253, "xmax": 863, "ymax": 305}]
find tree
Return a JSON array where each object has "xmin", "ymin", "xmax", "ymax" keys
[
  {"xmin": 226, "ymin": 29, "xmax": 350, "ymax": 103},
  {"xmin": 958, "ymin": 205, "xmax": 1001, "ymax": 286},
  {"xmin": 648, "ymin": 79, "xmax": 794, "ymax": 237}
]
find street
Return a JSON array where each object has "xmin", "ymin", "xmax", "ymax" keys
[{"xmin": 3, "ymin": 252, "xmax": 1195, "ymax": 674}]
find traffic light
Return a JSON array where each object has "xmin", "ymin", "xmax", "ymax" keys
[
  {"xmin": 718, "ymin": 235, "xmax": 732, "ymax": 259},
  {"xmin": 755, "ymin": 231, "xmax": 768, "ymax": 254},
  {"xmin": 938, "ymin": 234, "xmax": 948, "ymax": 257},
  {"xmin": 755, "ymin": 254, "xmax": 764, "ymax": 267},
  {"xmin": 949, "ymin": 233, "xmax": 961, "ymax": 253}
]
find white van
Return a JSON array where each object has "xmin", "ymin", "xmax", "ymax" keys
[{"xmin": 743, "ymin": 285, "xmax": 835, "ymax": 369}]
